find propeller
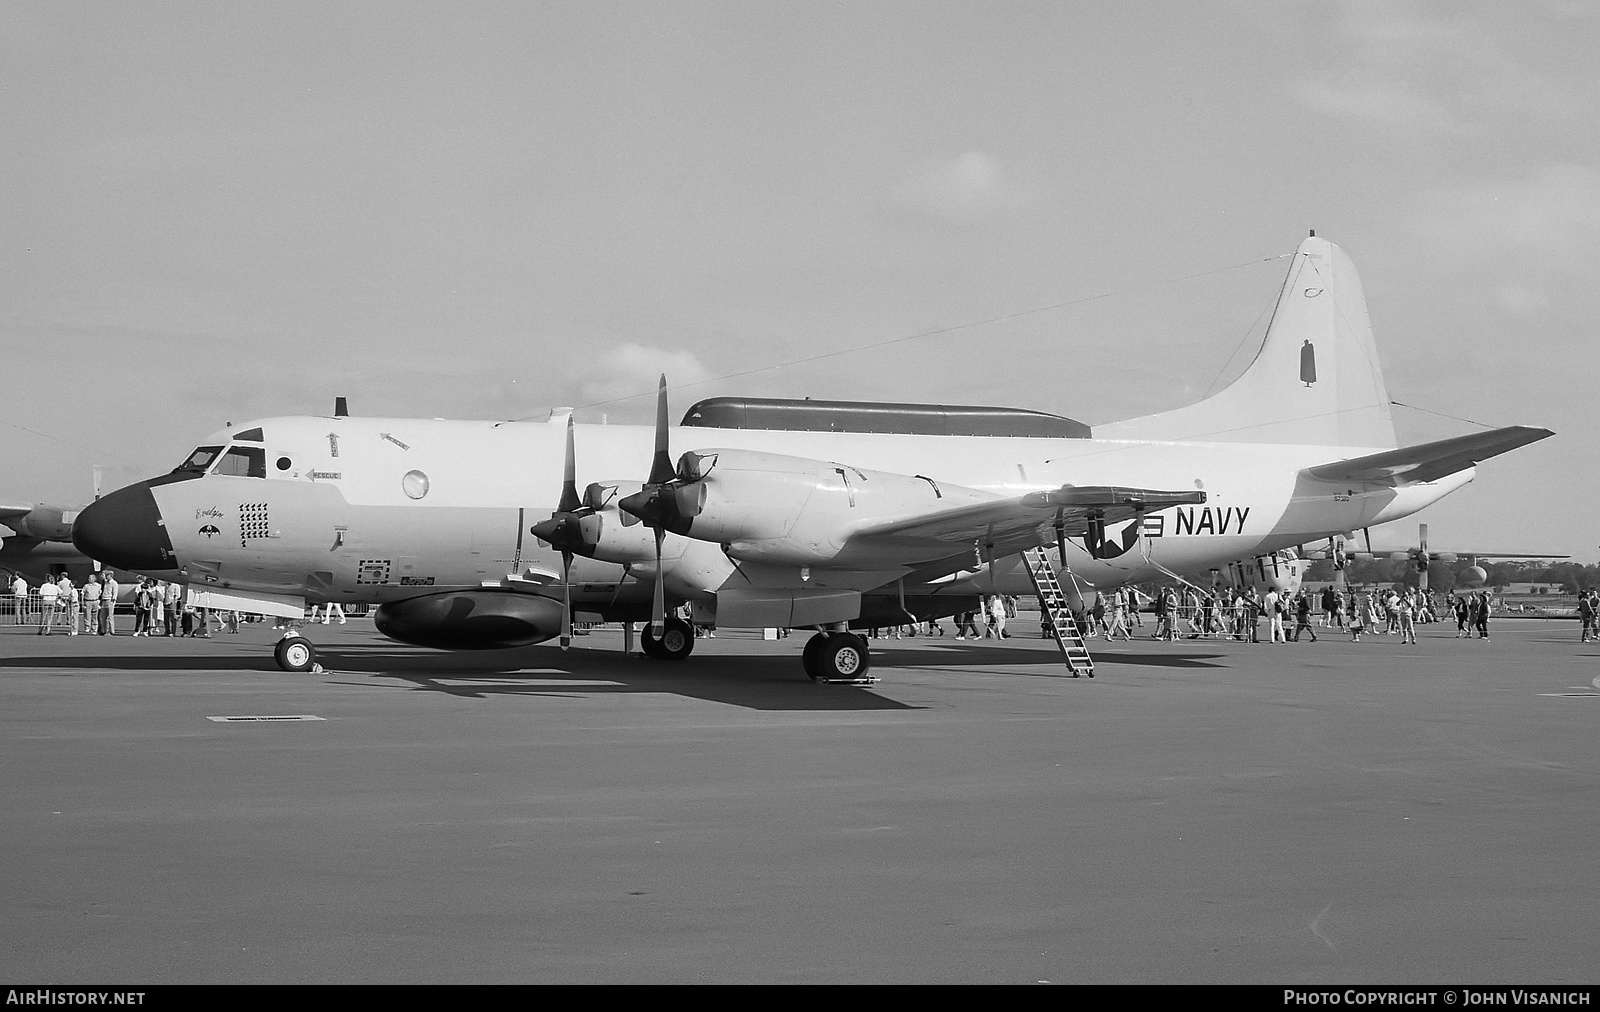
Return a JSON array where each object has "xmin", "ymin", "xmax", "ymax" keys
[
  {"xmin": 529, "ymin": 415, "xmax": 598, "ymax": 650},
  {"xmin": 1417, "ymin": 522, "xmax": 1430, "ymax": 593},
  {"xmin": 617, "ymin": 376, "xmax": 705, "ymax": 637},
  {"xmin": 92, "ymin": 466, "xmax": 104, "ymax": 572}
]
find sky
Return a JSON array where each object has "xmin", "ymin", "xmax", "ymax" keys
[{"xmin": 3, "ymin": 1, "xmax": 1596, "ymax": 560}]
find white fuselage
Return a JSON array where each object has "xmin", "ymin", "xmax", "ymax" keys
[{"xmin": 136, "ymin": 414, "xmax": 1468, "ymax": 613}]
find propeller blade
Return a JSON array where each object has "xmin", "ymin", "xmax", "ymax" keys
[
  {"xmin": 650, "ymin": 527, "xmax": 666, "ymax": 638},
  {"xmin": 532, "ymin": 418, "xmax": 603, "ymax": 556},
  {"xmin": 647, "ymin": 374, "xmax": 675, "ymax": 486},
  {"xmin": 559, "ymin": 551, "xmax": 573, "ymax": 650},
  {"xmin": 1363, "ymin": 527, "xmax": 1373, "ymax": 555},
  {"xmin": 557, "ymin": 415, "xmax": 581, "ymax": 514}
]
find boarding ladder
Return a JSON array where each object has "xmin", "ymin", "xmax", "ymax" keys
[{"xmin": 1023, "ymin": 547, "xmax": 1094, "ymax": 678}]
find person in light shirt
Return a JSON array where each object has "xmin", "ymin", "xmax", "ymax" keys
[
  {"xmin": 99, "ymin": 572, "xmax": 119, "ymax": 635},
  {"xmin": 36, "ymin": 577, "xmax": 60, "ymax": 634}
]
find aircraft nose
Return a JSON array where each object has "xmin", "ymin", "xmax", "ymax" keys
[{"xmin": 72, "ymin": 481, "xmax": 179, "ymax": 572}]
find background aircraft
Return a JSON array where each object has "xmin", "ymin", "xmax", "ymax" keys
[
  {"xmin": 1303, "ymin": 522, "xmax": 1567, "ymax": 591},
  {"xmin": 0, "ymin": 502, "xmax": 99, "ymax": 584},
  {"xmin": 71, "ymin": 235, "xmax": 1551, "ymax": 680}
]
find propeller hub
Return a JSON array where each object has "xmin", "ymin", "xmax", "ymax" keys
[{"xmin": 531, "ymin": 513, "xmax": 597, "ymax": 554}]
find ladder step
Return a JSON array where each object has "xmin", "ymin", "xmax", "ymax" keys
[{"xmin": 1022, "ymin": 546, "xmax": 1095, "ymax": 678}]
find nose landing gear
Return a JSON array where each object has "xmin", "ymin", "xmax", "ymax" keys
[{"xmin": 274, "ymin": 634, "xmax": 317, "ymax": 672}]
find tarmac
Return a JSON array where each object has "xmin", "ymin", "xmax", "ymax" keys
[{"xmin": 2, "ymin": 616, "xmax": 1597, "ymax": 984}]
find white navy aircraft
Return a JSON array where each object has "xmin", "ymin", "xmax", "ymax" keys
[{"xmin": 72, "ymin": 235, "xmax": 1550, "ymax": 679}]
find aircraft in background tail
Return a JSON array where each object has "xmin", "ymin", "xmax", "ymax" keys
[{"xmin": 71, "ymin": 234, "xmax": 1552, "ymax": 679}]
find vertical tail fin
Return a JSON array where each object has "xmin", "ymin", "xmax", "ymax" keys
[{"xmin": 1097, "ymin": 235, "xmax": 1396, "ymax": 449}]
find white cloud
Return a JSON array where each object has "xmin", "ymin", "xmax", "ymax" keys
[
  {"xmin": 1403, "ymin": 165, "xmax": 1600, "ymax": 320},
  {"xmin": 577, "ymin": 343, "xmax": 713, "ymax": 407},
  {"xmin": 1294, "ymin": 2, "xmax": 1579, "ymax": 133},
  {"xmin": 888, "ymin": 151, "xmax": 1036, "ymax": 222},
  {"xmin": 1410, "ymin": 165, "xmax": 1600, "ymax": 260},
  {"xmin": 1495, "ymin": 286, "xmax": 1551, "ymax": 315}
]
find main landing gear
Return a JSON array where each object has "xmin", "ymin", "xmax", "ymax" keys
[
  {"xmin": 802, "ymin": 631, "xmax": 876, "ymax": 684},
  {"xmin": 274, "ymin": 634, "xmax": 317, "ymax": 672},
  {"xmin": 640, "ymin": 616, "xmax": 695, "ymax": 661}
]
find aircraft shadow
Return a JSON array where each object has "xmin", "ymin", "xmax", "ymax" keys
[
  {"xmin": 861, "ymin": 641, "xmax": 1226, "ymax": 670},
  {"xmin": 323, "ymin": 647, "xmax": 920, "ymax": 711},
  {"xmin": 0, "ymin": 653, "xmax": 278, "ymax": 672},
  {"xmin": 0, "ymin": 638, "xmax": 1224, "ymax": 709}
]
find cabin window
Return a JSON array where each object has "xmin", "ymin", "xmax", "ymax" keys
[
  {"xmin": 173, "ymin": 446, "xmax": 224, "ymax": 475},
  {"xmin": 214, "ymin": 446, "xmax": 267, "ymax": 478}
]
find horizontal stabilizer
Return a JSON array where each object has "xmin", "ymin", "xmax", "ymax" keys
[{"xmin": 1304, "ymin": 426, "xmax": 1552, "ymax": 487}]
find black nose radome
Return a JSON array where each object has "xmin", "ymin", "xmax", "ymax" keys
[{"xmin": 72, "ymin": 482, "xmax": 178, "ymax": 572}]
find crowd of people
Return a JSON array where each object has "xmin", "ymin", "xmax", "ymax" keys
[
  {"xmin": 1060, "ymin": 583, "xmax": 1511, "ymax": 646},
  {"xmin": 8, "ymin": 572, "xmax": 240, "ymax": 637},
  {"xmin": 8, "ymin": 569, "xmax": 1595, "ymax": 646},
  {"xmin": 850, "ymin": 584, "xmax": 1512, "ymax": 646}
]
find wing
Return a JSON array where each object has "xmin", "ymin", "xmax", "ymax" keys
[
  {"xmin": 834, "ymin": 485, "xmax": 1205, "ymax": 573},
  {"xmin": 1303, "ymin": 426, "xmax": 1551, "ymax": 486}
]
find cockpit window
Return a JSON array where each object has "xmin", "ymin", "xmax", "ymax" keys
[
  {"xmin": 214, "ymin": 446, "xmax": 267, "ymax": 479},
  {"xmin": 174, "ymin": 446, "xmax": 224, "ymax": 475}
]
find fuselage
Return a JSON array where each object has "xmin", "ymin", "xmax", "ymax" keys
[{"xmin": 72, "ymin": 412, "xmax": 1469, "ymax": 616}]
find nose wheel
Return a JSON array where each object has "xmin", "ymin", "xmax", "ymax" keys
[
  {"xmin": 274, "ymin": 634, "xmax": 317, "ymax": 672},
  {"xmin": 802, "ymin": 632, "xmax": 875, "ymax": 684}
]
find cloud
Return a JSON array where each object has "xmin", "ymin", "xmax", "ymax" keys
[
  {"xmin": 1402, "ymin": 165, "xmax": 1600, "ymax": 319},
  {"xmin": 576, "ymin": 343, "xmax": 713, "ymax": 408},
  {"xmin": 1410, "ymin": 165, "xmax": 1600, "ymax": 261},
  {"xmin": 1294, "ymin": 2, "xmax": 1580, "ymax": 133},
  {"xmin": 1494, "ymin": 286, "xmax": 1551, "ymax": 315},
  {"xmin": 888, "ymin": 151, "xmax": 1036, "ymax": 222}
]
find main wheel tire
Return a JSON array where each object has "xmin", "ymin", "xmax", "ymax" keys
[
  {"xmin": 815, "ymin": 633, "xmax": 870, "ymax": 681},
  {"xmin": 274, "ymin": 635, "xmax": 316, "ymax": 673},
  {"xmin": 641, "ymin": 616, "xmax": 694, "ymax": 661},
  {"xmin": 802, "ymin": 633, "xmax": 827, "ymax": 681}
]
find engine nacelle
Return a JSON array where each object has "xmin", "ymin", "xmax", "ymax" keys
[
  {"xmin": 375, "ymin": 591, "xmax": 565, "ymax": 650},
  {"xmin": 672, "ymin": 448, "xmax": 990, "ymax": 566},
  {"xmin": 581, "ymin": 484, "xmax": 661, "ymax": 566}
]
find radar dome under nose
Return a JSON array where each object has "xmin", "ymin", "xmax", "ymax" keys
[{"xmin": 71, "ymin": 482, "xmax": 178, "ymax": 572}]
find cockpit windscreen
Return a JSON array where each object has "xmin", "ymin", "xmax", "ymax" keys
[
  {"xmin": 173, "ymin": 446, "xmax": 224, "ymax": 475},
  {"xmin": 213, "ymin": 446, "xmax": 267, "ymax": 478}
]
